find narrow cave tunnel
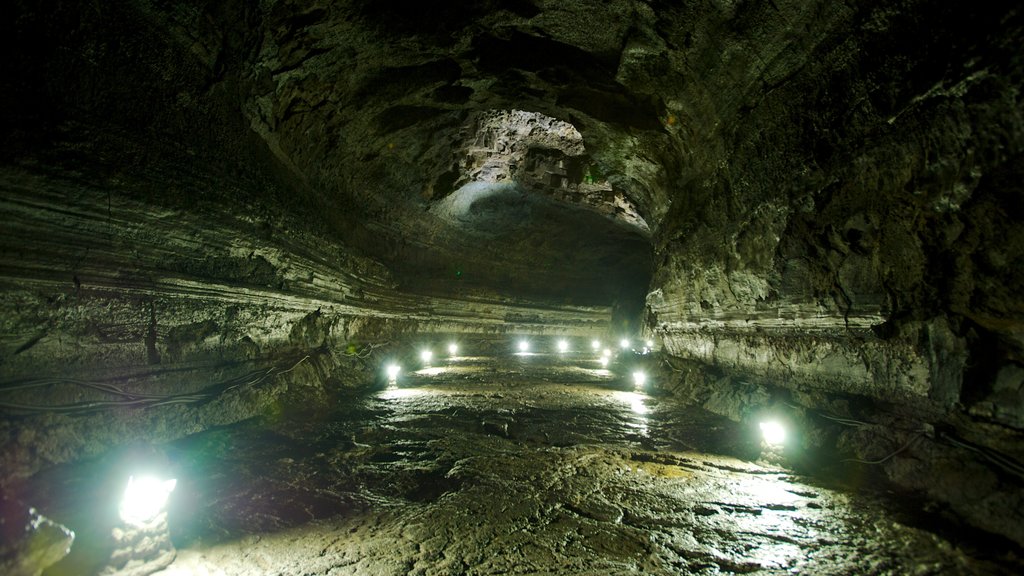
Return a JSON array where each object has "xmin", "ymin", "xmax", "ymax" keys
[{"xmin": 2, "ymin": 1, "xmax": 1023, "ymax": 574}]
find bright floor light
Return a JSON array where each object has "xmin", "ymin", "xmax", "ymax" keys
[
  {"xmin": 448, "ymin": 343, "xmax": 458, "ymax": 356},
  {"xmin": 760, "ymin": 420, "xmax": 787, "ymax": 446},
  {"xmin": 591, "ymin": 339, "xmax": 601, "ymax": 350},
  {"xmin": 557, "ymin": 339, "xmax": 569, "ymax": 353},
  {"xmin": 632, "ymin": 371, "xmax": 647, "ymax": 387},
  {"xmin": 420, "ymin": 349, "xmax": 433, "ymax": 363},
  {"xmin": 598, "ymin": 356, "xmax": 610, "ymax": 368},
  {"xmin": 119, "ymin": 475, "xmax": 177, "ymax": 527},
  {"xmin": 385, "ymin": 363, "xmax": 401, "ymax": 380},
  {"xmin": 518, "ymin": 340, "xmax": 530, "ymax": 352},
  {"xmin": 620, "ymin": 339, "xmax": 630, "ymax": 349}
]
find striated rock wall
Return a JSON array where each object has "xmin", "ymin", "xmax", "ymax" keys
[
  {"xmin": 3, "ymin": 0, "xmax": 1023, "ymax": 548},
  {"xmin": 649, "ymin": 0, "xmax": 1024, "ymax": 416},
  {"xmin": 0, "ymin": 0, "xmax": 612, "ymax": 485},
  {"xmin": 0, "ymin": 166, "xmax": 609, "ymax": 381},
  {"xmin": 0, "ymin": 158, "xmax": 610, "ymax": 483},
  {"xmin": 644, "ymin": 0, "xmax": 1024, "ymax": 544}
]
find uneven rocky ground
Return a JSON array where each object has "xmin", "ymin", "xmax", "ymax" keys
[
  {"xmin": 4, "ymin": 0, "xmax": 1023, "ymax": 555},
  {"xmin": 20, "ymin": 348, "xmax": 1022, "ymax": 575}
]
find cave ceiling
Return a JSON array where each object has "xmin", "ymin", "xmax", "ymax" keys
[
  {"xmin": 235, "ymin": 0, "xmax": 1020, "ymax": 309},
  {"xmin": 5, "ymin": 0, "xmax": 1021, "ymax": 320},
  {"xmin": 241, "ymin": 0, "xmax": 685, "ymax": 305}
]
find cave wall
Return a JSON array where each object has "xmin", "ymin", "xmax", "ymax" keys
[
  {"xmin": 649, "ymin": 0, "xmax": 1023, "ymax": 407},
  {"xmin": 242, "ymin": 0, "xmax": 661, "ymax": 305},
  {"xmin": 2, "ymin": 0, "xmax": 1023, "ymax": 548},
  {"xmin": 0, "ymin": 0, "xmax": 611, "ymax": 484},
  {"xmin": 643, "ymin": 0, "xmax": 1024, "ymax": 543}
]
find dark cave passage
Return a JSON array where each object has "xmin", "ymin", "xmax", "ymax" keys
[
  {"xmin": 2, "ymin": 1, "xmax": 1024, "ymax": 574},
  {"xmin": 379, "ymin": 108, "xmax": 655, "ymax": 314}
]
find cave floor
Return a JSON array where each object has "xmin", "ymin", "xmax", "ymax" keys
[{"xmin": 31, "ymin": 351, "xmax": 1019, "ymax": 575}]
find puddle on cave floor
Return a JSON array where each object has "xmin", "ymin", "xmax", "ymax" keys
[{"xmin": 27, "ymin": 351, "xmax": 1023, "ymax": 575}]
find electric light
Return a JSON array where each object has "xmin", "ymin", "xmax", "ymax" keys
[
  {"xmin": 119, "ymin": 475, "xmax": 177, "ymax": 527},
  {"xmin": 448, "ymin": 343, "xmax": 458, "ymax": 356},
  {"xmin": 620, "ymin": 339, "xmax": 630, "ymax": 349},
  {"xmin": 759, "ymin": 420, "xmax": 786, "ymax": 446},
  {"xmin": 645, "ymin": 340, "xmax": 654, "ymax": 348},
  {"xmin": 598, "ymin": 356, "xmax": 609, "ymax": 368},
  {"xmin": 420, "ymin": 349, "xmax": 433, "ymax": 363},
  {"xmin": 632, "ymin": 371, "xmax": 647, "ymax": 387},
  {"xmin": 385, "ymin": 363, "xmax": 401, "ymax": 380},
  {"xmin": 557, "ymin": 339, "xmax": 569, "ymax": 353},
  {"xmin": 602, "ymin": 348, "xmax": 612, "ymax": 358},
  {"xmin": 518, "ymin": 340, "xmax": 530, "ymax": 353},
  {"xmin": 591, "ymin": 339, "xmax": 601, "ymax": 350}
]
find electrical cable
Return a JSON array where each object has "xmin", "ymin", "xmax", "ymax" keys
[
  {"xmin": 817, "ymin": 412, "xmax": 872, "ymax": 428},
  {"xmin": 343, "ymin": 342, "xmax": 388, "ymax": 359},
  {"xmin": 784, "ymin": 401, "xmax": 922, "ymax": 433},
  {"xmin": 839, "ymin": 429, "xmax": 1024, "ymax": 481},
  {"xmin": 662, "ymin": 356, "xmax": 688, "ymax": 373},
  {"xmin": 938, "ymin": 432, "xmax": 1024, "ymax": 480},
  {"xmin": 0, "ymin": 355, "xmax": 311, "ymax": 415},
  {"xmin": 843, "ymin": 432, "xmax": 922, "ymax": 465}
]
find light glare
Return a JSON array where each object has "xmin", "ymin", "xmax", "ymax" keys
[
  {"xmin": 620, "ymin": 339, "xmax": 630, "ymax": 349},
  {"xmin": 518, "ymin": 340, "xmax": 530, "ymax": 352},
  {"xmin": 760, "ymin": 420, "xmax": 786, "ymax": 445},
  {"xmin": 420, "ymin": 349, "xmax": 433, "ymax": 363},
  {"xmin": 632, "ymin": 371, "xmax": 647, "ymax": 387},
  {"xmin": 557, "ymin": 339, "xmax": 569, "ymax": 353},
  {"xmin": 598, "ymin": 356, "xmax": 609, "ymax": 368},
  {"xmin": 119, "ymin": 475, "xmax": 177, "ymax": 527},
  {"xmin": 448, "ymin": 343, "xmax": 458, "ymax": 355},
  {"xmin": 385, "ymin": 363, "xmax": 401, "ymax": 380},
  {"xmin": 591, "ymin": 339, "xmax": 601, "ymax": 350},
  {"xmin": 602, "ymin": 348, "xmax": 612, "ymax": 358}
]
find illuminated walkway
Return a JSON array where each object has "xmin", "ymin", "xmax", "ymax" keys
[
  {"xmin": 35, "ymin": 347, "xmax": 1016, "ymax": 574},
  {"xmin": 150, "ymin": 349, "xmax": 1011, "ymax": 575}
]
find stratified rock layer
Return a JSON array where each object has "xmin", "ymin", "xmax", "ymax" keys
[
  {"xmin": 2, "ymin": 0, "xmax": 1023, "ymax": 550},
  {"xmin": 641, "ymin": 1, "xmax": 1024, "ymax": 544}
]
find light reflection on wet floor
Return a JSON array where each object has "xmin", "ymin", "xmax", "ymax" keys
[
  {"xmin": 158, "ymin": 353, "xmax": 1020, "ymax": 574},
  {"xmin": 30, "ymin": 351, "xmax": 1024, "ymax": 575}
]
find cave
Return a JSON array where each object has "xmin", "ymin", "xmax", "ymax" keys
[{"xmin": 2, "ymin": 1, "xmax": 1023, "ymax": 574}]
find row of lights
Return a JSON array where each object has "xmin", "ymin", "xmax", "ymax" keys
[
  {"xmin": 384, "ymin": 337, "xmax": 655, "ymax": 389},
  {"xmin": 382, "ymin": 340, "xmax": 787, "ymax": 450},
  {"xmin": 513, "ymin": 337, "xmax": 656, "ymax": 355},
  {"xmin": 386, "ymin": 342, "xmax": 464, "ymax": 380},
  {"xmin": 108, "ymin": 343, "xmax": 784, "ymax": 564},
  {"xmin": 391, "ymin": 365, "xmax": 784, "ymax": 448}
]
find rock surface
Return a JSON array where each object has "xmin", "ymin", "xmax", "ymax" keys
[
  {"xmin": 0, "ymin": 497, "xmax": 74, "ymax": 576},
  {"xmin": 20, "ymin": 351, "xmax": 1024, "ymax": 575},
  {"xmin": 2, "ymin": 0, "xmax": 1023, "ymax": 558}
]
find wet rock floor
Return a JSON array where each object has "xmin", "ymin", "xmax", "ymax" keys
[{"xmin": 27, "ymin": 351, "xmax": 1024, "ymax": 574}]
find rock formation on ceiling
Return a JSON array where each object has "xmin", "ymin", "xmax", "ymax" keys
[{"xmin": 1, "ymin": 0, "xmax": 1022, "ymax": 549}]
